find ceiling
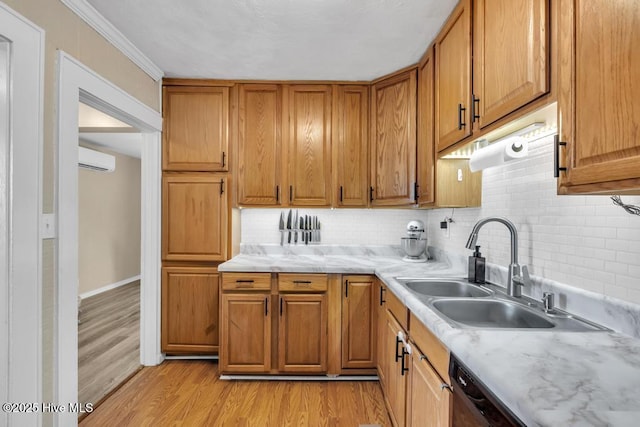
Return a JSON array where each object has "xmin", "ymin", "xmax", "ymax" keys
[{"xmin": 86, "ymin": 0, "xmax": 458, "ymax": 80}]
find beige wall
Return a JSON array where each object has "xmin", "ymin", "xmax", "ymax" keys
[
  {"xmin": 2, "ymin": 0, "xmax": 161, "ymax": 422},
  {"xmin": 78, "ymin": 145, "xmax": 141, "ymax": 295}
]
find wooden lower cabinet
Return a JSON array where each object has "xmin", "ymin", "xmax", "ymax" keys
[
  {"xmin": 407, "ymin": 345, "xmax": 452, "ymax": 427},
  {"xmin": 377, "ymin": 289, "xmax": 452, "ymax": 427},
  {"xmin": 382, "ymin": 309, "xmax": 408, "ymax": 427},
  {"xmin": 162, "ymin": 267, "xmax": 219, "ymax": 354},
  {"xmin": 278, "ymin": 294, "xmax": 327, "ymax": 373},
  {"xmin": 220, "ymin": 293, "xmax": 271, "ymax": 373},
  {"xmin": 342, "ymin": 275, "xmax": 376, "ymax": 369}
]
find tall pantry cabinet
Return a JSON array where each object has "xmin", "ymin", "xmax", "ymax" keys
[{"xmin": 161, "ymin": 81, "xmax": 231, "ymax": 355}]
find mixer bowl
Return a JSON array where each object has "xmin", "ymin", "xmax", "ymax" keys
[{"xmin": 401, "ymin": 237, "xmax": 427, "ymax": 257}]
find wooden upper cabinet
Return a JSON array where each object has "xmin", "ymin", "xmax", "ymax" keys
[
  {"xmin": 370, "ymin": 70, "xmax": 417, "ymax": 206},
  {"xmin": 163, "ymin": 86, "xmax": 229, "ymax": 171},
  {"xmin": 162, "ymin": 174, "xmax": 228, "ymax": 261},
  {"xmin": 286, "ymin": 85, "xmax": 332, "ymax": 206},
  {"xmin": 237, "ymin": 84, "xmax": 283, "ymax": 205},
  {"xmin": 474, "ymin": 0, "xmax": 549, "ymax": 128},
  {"xmin": 417, "ymin": 48, "xmax": 436, "ymax": 206},
  {"xmin": 558, "ymin": 0, "xmax": 640, "ymax": 193},
  {"xmin": 435, "ymin": 0, "xmax": 472, "ymax": 152},
  {"xmin": 161, "ymin": 267, "xmax": 219, "ymax": 354},
  {"xmin": 333, "ymin": 85, "xmax": 369, "ymax": 207}
]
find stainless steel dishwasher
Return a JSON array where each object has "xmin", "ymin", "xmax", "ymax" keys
[{"xmin": 449, "ymin": 355, "xmax": 525, "ymax": 427}]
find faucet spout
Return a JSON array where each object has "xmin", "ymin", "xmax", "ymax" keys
[{"xmin": 465, "ymin": 217, "xmax": 524, "ymax": 297}]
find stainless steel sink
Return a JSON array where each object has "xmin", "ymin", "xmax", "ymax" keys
[
  {"xmin": 430, "ymin": 298, "xmax": 608, "ymax": 331},
  {"xmin": 397, "ymin": 279, "xmax": 492, "ymax": 298},
  {"xmin": 432, "ymin": 299, "xmax": 555, "ymax": 329}
]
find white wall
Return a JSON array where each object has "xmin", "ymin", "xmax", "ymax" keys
[
  {"xmin": 426, "ymin": 134, "xmax": 640, "ymax": 304},
  {"xmin": 240, "ymin": 208, "xmax": 429, "ymax": 246}
]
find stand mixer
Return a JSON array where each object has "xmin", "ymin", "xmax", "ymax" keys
[{"xmin": 401, "ymin": 220, "xmax": 428, "ymax": 263}]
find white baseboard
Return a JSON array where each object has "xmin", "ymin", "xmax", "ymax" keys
[{"xmin": 79, "ymin": 275, "xmax": 141, "ymax": 299}]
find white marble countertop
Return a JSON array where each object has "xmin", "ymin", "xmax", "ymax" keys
[{"xmin": 219, "ymin": 246, "xmax": 640, "ymax": 426}]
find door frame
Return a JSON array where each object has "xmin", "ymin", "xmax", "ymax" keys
[
  {"xmin": 56, "ymin": 51, "xmax": 162, "ymax": 426},
  {"xmin": 0, "ymin": 3, "xmax": 44, "ymax": 426}
]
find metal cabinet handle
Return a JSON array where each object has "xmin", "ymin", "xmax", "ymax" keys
[
  {"xmin": 264, "ymin": 297, "xmax": 269, "ymax": 316},
  {"xmin": 369, "ymin": 186, "xmax": 374, "ymax": 202},
  {"xmin": 401, "ymin": 348, "xmax": 410, "ymax": 376},
  {"xmin": 554, "ymin": 135, "xmax": 567, "ymax": 178},
  {"xmin": 289, "ymin": 185, "xmax": 293, "ymax": 203},
  {"xmin": 458, "ymin": 103, "xmax": 466, "ymax": 130},
  {"xmin": 379, "ymin": 286, "xmax": 386, "ymax": 306},
  {"xmin": 472, "ymin": 95, "xmax": 480, "ymax": 122},
  {"xmin": 276, "ymin": 185, "xmax": 280, "ymax": 203},
  {"xmin": 344, "ymin": 279, "xmax": 349, "ymax": 298},
  {"xmin": 221, "ymin": 151, "xmax": 226, "ymax": 168},
  {"xmin": 395, "ymin": 336, "xmax": 403, "ymax": 362},
  {"xmin": 339, "ymin": 186, "xmax": 343, "ymax": 203},
  {"xmin": 414, "ymin": 182, "xmax": 419, "ymax": 203},
  {"xmin": 440, "ymin": 383, "xmax": 452, "ymax": 391},
  {"xmin": 279, "ymin": 297, "xmax": 283, "ymax": 316},
  {"xmin": 220, "ymin": 179, "xmax": 225, "ymax": 195}
]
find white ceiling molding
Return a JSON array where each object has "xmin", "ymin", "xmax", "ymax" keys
[{"xmin": 60, "ymin": 0, "xmax": 164, "ymax": 81}]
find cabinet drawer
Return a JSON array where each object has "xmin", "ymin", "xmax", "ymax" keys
[
  {"xmin": 384, "ymin": 284, "xmax": 409, "ymax": 330},
  {"xmin": 221, "ymin": 273, "xmax": 271, "ymax": 291},
  {"xmin": 409, "ymin": 312, "xmax": 449, "ymax": 382},
  {"xmin": 278, "ymin": 274, "xmax": 328, "ymax": 292}
]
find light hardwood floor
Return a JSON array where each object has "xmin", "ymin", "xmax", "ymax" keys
[
  {"xmin": 78, "ymin": 280, "xmax": 141, "ymax": 409},
  {"xmin": 80, "ymin": 360, "xmax": 390, "ymax": 426}
]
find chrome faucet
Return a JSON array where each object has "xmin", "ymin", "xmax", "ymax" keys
[{"xmin": 465, "ymin": 217, "xmax": 529, "ymax": 297}]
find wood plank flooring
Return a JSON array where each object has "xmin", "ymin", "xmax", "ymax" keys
[
  {"xmin": 80, "ymin": 360, "xmax": 391, "ymax": 427},
  {"xmin": 78, "ymin": 281, "xmax": 141, "ymax": 409}
]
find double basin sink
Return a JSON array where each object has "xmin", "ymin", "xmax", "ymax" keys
[{"xmin": 396, "ymin": 278, "xmax": 607, "ymax": 331}]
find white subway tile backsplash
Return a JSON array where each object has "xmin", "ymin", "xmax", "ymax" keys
[
  {"xmin": 427, "ymin": 134, "xmax": 640, "ymax": 303},
  {"xmin": 240, "ymin": 208, "xmax": 429, "ymax": 246}
]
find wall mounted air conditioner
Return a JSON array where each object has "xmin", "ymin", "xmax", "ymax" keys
[{"xmin": 78, "ymin": 146, "xmax": 116, "ymax": 172}]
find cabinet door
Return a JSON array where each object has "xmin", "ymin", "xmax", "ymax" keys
[
  {"xmin": 342, "ymin": 276, "xmax": 376, "ymax": 369},
  {"xmin": 161, "ymin": 267, "xmax": 219, "ymax": 354},
  {"xmin": 376, "ymin": 282, "xmax": 388, "ymax": 387},
  {"xmin": 407, "ymin": 348, "xmax": 452, "ymax": 427},
  {"xmin": 334, "ymin": 85, "xmax": 369, "ymax": 207},
  {"xmin": 417, "ymin": 48, "xmax": 436, "ymax": 206},
  {"xmin": 558, "ymin": 0, "xmax": 640, "ymax": 193},
  {"xmin": 370, "ymin": 70, "xmax": 417, "ymax": 206},
  {"xmin": 162, "ymin": 174, "xmax": 227, "ymax": 261},
  {"xmin": 383, "ymin": 309, "xmax": 407, "ymax": 427},
  {"xmin": 474, "ymin": 0, "xmax": 549, "ymax": 128},
  {"xmin": 237, "ymin": 84, "xmax": 283, "ymax": 205},
  {"xmin": 278, "ymin": 294, "xmax": 327, "ymax": 373},
  {"xmin": 286, "ymin": 85, "xmax": 332, "ymax": 206},
  {"xmin": 163, "ymin": 86, "xmax": 229, "ymax": 171},
  {"xmin": 435, "ymin": 0, "xmax": 472, "ymax": 152},
  {"xmin": 220, "ymin": 293, "xmax": 271, "ymax": 373}
]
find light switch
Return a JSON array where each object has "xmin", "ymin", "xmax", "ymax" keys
[{"xmin": 40, "ymin": 213, "xmax": 56, "ymax": 239}]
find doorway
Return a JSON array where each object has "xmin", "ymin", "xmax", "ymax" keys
[
  {"xmin": 0, "ymin": 4, "xmax": 44, "ymax": 426},
  {"xmin": 77, "ymin": 103, "xmax": 144, "ymax": 408},
  {"xmin": 56, "ymin": 52, "xmax": 162, "ymax": 426}
]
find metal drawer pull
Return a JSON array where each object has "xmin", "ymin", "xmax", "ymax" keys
[
  {"xmin": 264, "ymin": 297, "xmax": 269, "ymax": 316},
  {"xmin": 235, "ymin": 280, "xmax": 255, "ymax": 283},
  {"xmin": 379, "ymin": 287, "xmax": 386, "ymax": 306},
  {"xmin": 276, "ymin": 185, "xmax": 280, "ymax": 203},
  {"xmin": 293, "ymin": 280, "xmax": 312, "ymax": 287},
  {"xmin": 419, "ymin": 354, "xmax": 428, "ymax": 361},
  {"xmin": 441, "ymin": 383, "xmax": 452, "ymax": 391},
  {"xmin": 221, "ymin": 151, "xmax": 226, "ymax": 168}
]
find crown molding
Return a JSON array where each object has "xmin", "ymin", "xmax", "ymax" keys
[{"xmin": 60, "ymin": 0, "xmax": 163, "ymax": 81}]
